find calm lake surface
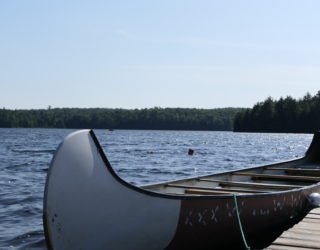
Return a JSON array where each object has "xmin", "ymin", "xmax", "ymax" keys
[{"xmin": 0, "ymin": 128, "xmax": 313, "ymax": 249}]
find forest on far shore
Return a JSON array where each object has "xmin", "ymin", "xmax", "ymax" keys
[
  {"xmin": 234, "ymin": 91, "xmax": 320, "ymax": 133},
  {"xmin": 0, "ymin": 107, "xmax": 243, "ymax": 131},
  {"xmin": 2, "ymin": 91, "xmax": 320, "ymax": 133}
]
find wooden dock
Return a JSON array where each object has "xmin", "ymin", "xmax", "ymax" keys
[{"xmin": 267, "ymin": 208, "xmax": 320, "ymax": 250}]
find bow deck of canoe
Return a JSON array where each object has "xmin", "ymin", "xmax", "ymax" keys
[{"xmin": 43, "ymin": 130, "xmax": 320, "ymax": 249}]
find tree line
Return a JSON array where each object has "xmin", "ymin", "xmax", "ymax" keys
[
  {"xmin": 234, "ymin": 91, "xmax": 320, "ymax": 133},
  {"xmin": 0, "ymin": 107, "xmax": 243, "ymax": 131}
]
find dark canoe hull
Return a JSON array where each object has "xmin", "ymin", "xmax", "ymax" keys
[
  {"xmin": 43, "ymin": 130, "xmax": 320, "ymax": 250},
  {"xmin": 167, "ymin": 187, "xmax": 319, "ymax": 249}
]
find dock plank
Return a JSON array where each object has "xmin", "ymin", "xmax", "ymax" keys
[
  {"xmin": 306, "ymin": 214, "xmax": 320, "ymax": 219},
  {"xmin": 281, "ymin": 231, "xmax": 320, "ymax": 243},
  {"xmin": 271, "ymin": 238, "xmax": 320, "ymax": 249},
  {"xmin": 268, "ymin": 246, "xmax": 318, "ymax": 250},
  {"xmin": 267, "ymin": 208, "xmax": 320, "ymax": 249},
  {"xmin": 309, "ymin": 209, "xmax": 320, "ymax": 215},
  {"xmin": 287, "ymin": 228, "xmax": 320, "ymax": 235}
]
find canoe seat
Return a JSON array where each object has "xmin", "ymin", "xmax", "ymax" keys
[
  {"xmin": 185, "ymin": 189, "xmax": 243, "ymax": 195},
  {"xmin": 264, "ymin": 167, "xmax": 320, "ymax": 177},
  {"xmin": 233, "ymin": 172, "xmax": 320, "ymax": 183},
  {"xmin": 166, "ymin": 183, "xmax": 268, "ymax": 195},
  {"xmin": 198, "ymin": 178, "xmax": 304, "ymax": 190}
]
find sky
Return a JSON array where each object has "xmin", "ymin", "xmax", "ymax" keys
[{"xmin": 1, "ymin": 0, "xmax": 320, "ymax": 109}]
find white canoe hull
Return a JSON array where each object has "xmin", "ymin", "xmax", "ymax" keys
[{"xmin": 44, "ymin": 130, "xmax": 180, "ymax": 249}]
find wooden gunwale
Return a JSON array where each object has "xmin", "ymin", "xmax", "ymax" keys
[{"xmin": 198, "ymin": 178, "xmax": 304, "ymax": 190}]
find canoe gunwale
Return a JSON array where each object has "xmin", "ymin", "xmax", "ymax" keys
[{"xmin": 89, "ymin": 129, "xmax": 320, "ymax": 200}]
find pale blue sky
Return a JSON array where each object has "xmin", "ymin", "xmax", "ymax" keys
[{"xmin": 1, "ymin": 0, "xmax": 320, "ymax": 109}]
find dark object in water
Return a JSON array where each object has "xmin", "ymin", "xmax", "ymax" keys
[
  {"xmin": 188, "ymin": 148, "xmax": 194, "ymax": 155},
  {"xmin": 43, "ymin": 130, "xmax": 320, "ymax": 249}
]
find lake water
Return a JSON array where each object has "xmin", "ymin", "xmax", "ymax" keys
[{"xmin": 0, "ymin": 128, "xmax": 313, "ymax": 249}]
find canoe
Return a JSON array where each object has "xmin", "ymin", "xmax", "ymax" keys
[{"xmin": 43, "ymin": 130, "xmax": 320, "ymax": 250}]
